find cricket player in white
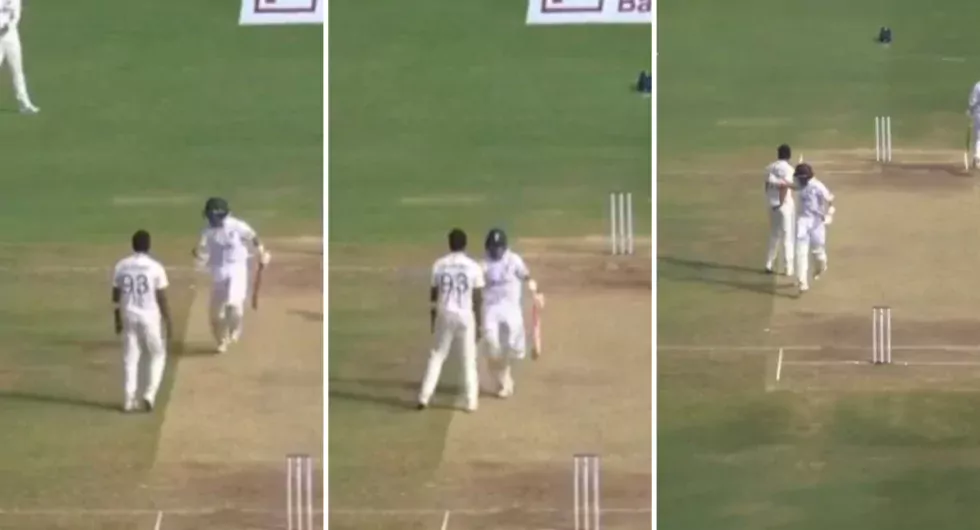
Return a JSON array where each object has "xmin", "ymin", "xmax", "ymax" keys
[
  {"xmin": 793, "ymin": 163, "xmax": 835, "ymax": 293},
  {"xmin": 968, "ymin": 80, "xmax": 980, "ymax": 168},
  {"xmin": 480, "ymin": 228, "xmax": 544, "ymax": 398},
  {"xmin": 765, "ymin": 144, "xmax": 796, "ymax": 276},
  {"xmin": 192, "ymin": 197, "xmax": 271, "ymax": 353},
  {"xmin": 112, "ymin": 230, "xmax": 172, "ymax": 412},
  {"xmin": 418, "ymin": 228, "xmax": 484, "ymax": 413},
  {"xmin": 0, "ymin": 0, "xmax": 39, "ymax": 114}
]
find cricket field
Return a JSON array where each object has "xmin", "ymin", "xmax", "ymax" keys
[
  {"xmin": 660, "ymin": 1, "xmax": 980, "ymax": 528},
  {"xmin": 329, "ymin": 1, "xmax": 651, "ymax": 528},
  {"xmin": 0, "ymin": 1, "xmax": 322, "ymax": 528}
]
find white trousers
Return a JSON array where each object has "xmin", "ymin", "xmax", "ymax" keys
[
  {"xmin": 795, "ymin": 215, "xmax": 828, "ymax": 288},
  {"xmin": 210, "ymin": 267, "xmax": 249, "ymax": 343},
  {"xmin": 482, "ymin": 303, "xmax": 525, "ymax": 393},
  {"xmin": 122, "ymin": 315, "xmax": 167, "ymax": 403},
  {"xmin": 0, "ymin": 29, "xmax": 35, "ymax": 109},
  {"xmin": 972, "ymin": 113, "xmax": 980, "ymax": 162},
  {"xmin": 766, "ymin": 202, "xmax": 795, "ymax": 273},
  {"xmin": 419, "ymin": 312, "xmax": 478, "ymax": 408}
]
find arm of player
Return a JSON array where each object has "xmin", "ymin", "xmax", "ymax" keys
[
  {"xmin": 9, "ymin": 0, "xmax": 20, "ymax": 27},
  {"xmin": 111, "ymin": 287, "xmax": 122, "ymax": 335},
  {"xmin": 472, "ymin": 265, "xmax": 486, "ymax": 341},
  {"xmin": 157, "ymin": 290, "xmax": 173, "ymax": 341},
  {"xmin": 429, "ymin": 287, "xmax": 437, "ymax": 333},
  {"xmin": 473, "ymin": 288, "xmax": 483, "ymax": 341},
  {"xmin": 191, "ymin": 232, "xmax": 208, "ymax": 265},
  {"xmin": 155, "ymin": 265, "xmax": 172, "ymax": 341}
]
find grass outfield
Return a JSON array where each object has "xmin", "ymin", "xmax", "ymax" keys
[
  {"xmin": 0, "ymin": 1, "xmax": 321, "ymax": 528},
  {"xmin": 660, "ymin": 1, "xmax": 980, "ymax": 528},
  {"xmin": 330, "ymin": 1, "xmax": 650, "ymax": 528}
]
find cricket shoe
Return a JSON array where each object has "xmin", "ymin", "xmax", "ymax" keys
[
  {"xmin": 814, "ymin": 263, "xmax": 828, "ymax": 280},
  {"xmin": 798, "ymin": 283, "xmax": 809, "ymax": 294},
  {"xmin": 416, "ymin": 402, "xmax": 427, "ymax": 411},
  {"xmin": 142, "ymin": 397, "xmax": 155, "ymax": 412},
  {"xmin": 216, "ymin": 339, "xmax": 230, "ymax": 354},
  {"xmin": 123, "ymin": 398, "xmax": 139, "ymax": 413},
  {"xmin": 19, "ymin": 105, "xmax": 39, "ymax": 115},
  {"xmin": 464, "ymin": 403, "xmax": 478, "ymax": 413}
]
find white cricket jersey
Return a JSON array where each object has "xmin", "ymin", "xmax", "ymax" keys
[
  {"xmin": 197, "ymin": 215, "xmax": 257, "ymax": 273},
  {"xmin": 798, "ymin": 178, "xmax": 834, "ymax": 218},
  {"xmin": 431, "ymin": 252, "xmax": 485, "ymax": 319},
  {"xmin": 764, "ymin": 160, "xmax": 795, "ymax": 208},
  {"xmin": 113, "ymin": 253, "xmax": 169, "ymax": 319},
  {"xmin": 0, "ymin": 0, "xmax": 20, "ymax": 29},
  {"xmin": 970, "ymin": 81, "xmax": 980, "ymax": 115},
  {"xmin": 482, "ymin": 250, "xmax": 530, "ymax": 308}
]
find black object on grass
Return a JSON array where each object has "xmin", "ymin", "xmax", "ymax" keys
[
  {"xmin": 877, "ymin": 26, "xmax": 892, "ymax": 44},
  {"xmin": 636, "ymin": 71, "xmax": 651, "ymax": 94}
]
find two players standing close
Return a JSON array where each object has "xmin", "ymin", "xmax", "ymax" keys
[
  {"xmin": 418, "ymin": 227, "xmax": 544, "ymax": 413},
  {"xmin": 764, "ymin": 144, "xmax": 835, "ymax": 294},
  {"xmin": 111, "ymin": 197, "xmax": 270, "ymax": 412}
]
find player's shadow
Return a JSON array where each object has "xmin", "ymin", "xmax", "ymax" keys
[
  {"xmin": 658, "ymin": 255, "xmax": 795, "ymax": 299},
  {"xmin": 330, "ymin": 377, "xmax": 495, "ymax": 411},
  {"xmin": 0, "ymin": 391, "xmax": 120, "ymax": 412}
]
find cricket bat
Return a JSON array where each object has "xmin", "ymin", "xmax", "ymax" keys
[
  {"xmin": 530, "ymin": 297, "xmax": 543, "ymax": 360},
  {"xmin": 251, "ymin": 262, "xmax": 265, "ymax": 310}
]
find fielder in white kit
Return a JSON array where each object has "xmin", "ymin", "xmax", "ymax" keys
[
  {"xmin": 480, "ymin": 228, "xmax": 544, "ymax": 398},
  {"xmin": 192, "ymin": 197, "xmax": 271, "ymax": 353},
  {"xmin": 112, "ymin": 230, "xmax": 172, "ymax": 412},
  {"xmin": 967, "ymin": 80, "xmax": 980, "ymax": 168},
  {"xmin": 764, "ymin": 144, "xmax": 796, "ymax": 276},
  {"xmin": 418, "ymin": 228, "xmax": 484, "ymax": 413},
  {"xmin": 0, "ymin": 0, "xmax": 39, "ymax": 114},
  {"xmin": 793, "ymin": 163, "xmax": 835, "ymax": 293}
]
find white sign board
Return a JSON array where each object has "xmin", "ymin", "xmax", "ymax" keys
[
  {"xmin": 526, "ymin": 0, "xmax": 652, "ymax": 25},
  {"xmin": 240, "ymin": 0, "xmax": 324, "ymax": 26}
]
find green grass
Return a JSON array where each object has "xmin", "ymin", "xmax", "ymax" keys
[
  {"xmin": 329, "ymin": 0, "xmax": 649, "ymax": 517},
  {"xmin": 0, "ymin": 0, "xmax": 321, "ymax": 514},
  {"xmin": 659, "ymin": 0, "xmax": 980, "ymax": 528}
]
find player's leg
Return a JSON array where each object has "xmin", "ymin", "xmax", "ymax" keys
[
  {"xmin": 795, "ymin": 217, "xmax": 812, "ymax": 291},
  {"xmin": 224, "ymin": 270, "xmax": 250, "ymax": 343},
  {"xmin": 209, "ymin": 277, "xmax": 232, "ymax": 351},
  {"xmin": 780, "ymin": 205, "xmax": 795, "ymax": 276},
  {"xmin": 458, "ymin": 319, "xmax": 479, "ymax": 412},
  {"xmin": 973, "ymin": 114, "xmax": 980, "ymax": 167},
  {"xmin": 1, "ymin": 34, "xmax": 37, "ymax": 113},
  {"xmin": 497, "ymin": 308, "xmax": 527, "ymax": 398},
  {"xmin": 765, "ymin": 208, "xmax": 781, "ymax": 272},
  {"xmin": 418, "ymin": 316, "xmax": 455, "ymax": 408},
  {"xmin": 121, "ymin": 321, "xmax": 141, "ymax": 411},
  {"xmin": 481, "ymin": 307, "xmax": 508, "ymax": 394},
  {"xmin": 811, "ymin": 222, "xmax": 828, "ymax": 279},
  {"xmin": 140, "ymin": 320, "xmax": 167, "ymax": 410}
]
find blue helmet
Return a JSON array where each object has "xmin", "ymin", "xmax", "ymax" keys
[
  {"xmin": 203, "ymin": 197, "xmax": 229, "ymax": 227},
  {"xmin": 485, "ymin": 228, "xmax": 508, "ymax": 260}
]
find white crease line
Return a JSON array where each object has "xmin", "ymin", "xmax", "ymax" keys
[
  {"xmin": 0, "ymin": 506, "xmax": 649, "ymax": 517},
  {"xmin": 660, "ymin": 344, "xmax": 980, "ymax": 353},
  {"xmin": 440, "ymin": 510, "xmax": 450, "ymax": 530},
  {"xmin": 331, "ymin": 507, "xmax": 651, "ymax": 516},
  {"xmin": 775, "ymin": 348, "xmax": 783, "ymax": 381},
  {"xmin": 783, "ymin": 360, "xmax": 980, "ymax": 367},
  {"xmin": 153, "ymin": 511, "xmax": 163, "ymax": 530}
]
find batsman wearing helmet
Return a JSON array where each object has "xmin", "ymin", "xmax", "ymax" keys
[
  {"xmin": 192, "ymin": 198, "xmax": 271, "ymax": 353},
  {"xmin": 480, "ymin": 228, "xmax": 544, "ymax": 398},
  {"xmin": 793, "ymin": 163, "xmax": 835, "ymax": 293}
]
